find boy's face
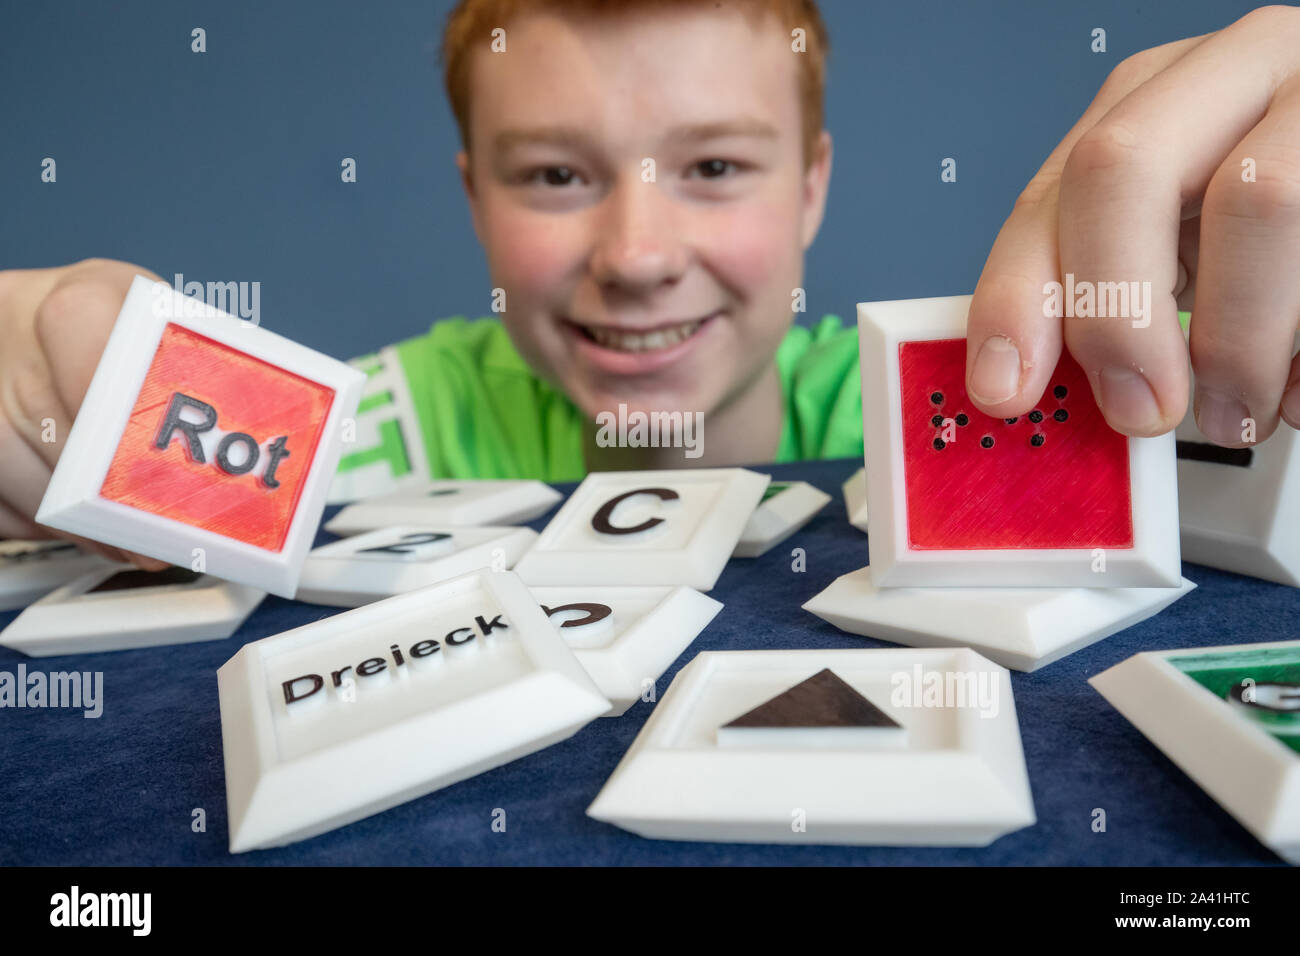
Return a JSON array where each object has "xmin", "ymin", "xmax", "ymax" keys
[{"xmin": 458, "ymin": 6, "xmax": 831, "ymax": 424}]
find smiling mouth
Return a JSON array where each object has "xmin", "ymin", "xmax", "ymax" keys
[{"xmin": 569, "ymin": 314, "xmax": 716, "ymax": 353}]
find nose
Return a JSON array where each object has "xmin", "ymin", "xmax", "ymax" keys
[{"xmin": 587, "ymin": 175, "xmax": 688, "ymax": 294}]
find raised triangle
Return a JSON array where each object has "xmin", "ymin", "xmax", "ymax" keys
[{"xmin": 722, "ymin": 668, "xmax": 900, "ymax": 730}]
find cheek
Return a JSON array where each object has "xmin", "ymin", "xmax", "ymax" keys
[
  {"xmin": 481, "ymin": 208, "xmax": 585, "ymax": 300},
  {"xmin": 699, "ymin": 196, "xmax": 803, "ymax": 302}
]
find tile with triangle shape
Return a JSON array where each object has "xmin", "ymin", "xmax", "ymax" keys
[
  {"xmin": 716, "ymin": 667, "xmax": 906, "ymax": 749},
  {"xmin": 587, "ymin": 647, "xmax": 1035, "ymax": 845}
]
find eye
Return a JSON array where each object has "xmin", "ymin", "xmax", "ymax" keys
[
  {"xmin": 523, "ymin": 166, "xmax": 580, "ymax": 187},
  {"xmin": 689, "ymin": 159, "xmax": 737, "ymax": 179}
]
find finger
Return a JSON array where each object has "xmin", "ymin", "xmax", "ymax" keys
[
  {"xmin": 119, "ymin": 550, "xmax": 170, "ymax": 572},
  {"xmin": 0, "ymin": 416, "xmax": 56, "ymax": 522},
  {"xmin": 1175, "ymin": 215, "xmax": 1200, "ymax": 312},
  {"xmin": 1282, "ymin": 349, "xmax": 1300, "ymax": 429},
  {"xmin": 1190, "ymin": 76, "xmax": 1300, "ymax": 446},
  {"xmin": 1057, "ymin": 10, "xmax": 1300, "ymax": 436},
  {"xmin": 30, "ymin": 518, "xmax": 166, "ymax": 568},
  {"xmin": 966, "ymin": 32, "xmax": 1210, "ymax": 417},
  {"xmin": 0, "ymin": 273, "xmax": 77, "ymax": 469},
  {"xmin": 1, "ymin": 337, "xmax": 76, "ymax": 470},
  {"xmin": 33, "ymin": 275, "xmax": 118, "ymax": 419},
  {"xmin": 0, "ymin": 389, "xmax": 159, "ymax": 568},
  {"xmin": 0, "ymin": 499, "xmax": 45, "ymax": 539}
]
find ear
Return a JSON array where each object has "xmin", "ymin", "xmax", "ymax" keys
[
  {"xmin": 457, "ymin": 150, "xmax": 484, "ymax": 241},
  {"xmin": 800, "ymin": 130, "xmax": 833, "ymax": 251}
]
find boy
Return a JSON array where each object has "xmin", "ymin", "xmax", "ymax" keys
[{"xmin": 2, "ymin": 1, "xmax": 1299, "ymax": 566}]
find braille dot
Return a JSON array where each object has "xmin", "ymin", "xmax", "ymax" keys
[
  {"xmin": 1004, "ymin": 417, "xmax": 1019, "ymax": 425},
  {"xmin": 931, "ymin": 414, "xmax": 943, "ymax": 427},
  {"xmin": 930, "ymin": 391, "xmax": 944, "ymax": 405},
  {"xmin": 955, "ymin": 413, "xmax": 969, "ymax": 426},
  {"xmin": 1030, "ymin": 434, "xmax": 1045, "ymax": 447},
  {"xmin": 980, "ymin": 435, "xmax": 994, "ymax": 448},
  {"xmin": 933, "ymin": 438, "xmax": 946, "ymax": 450},
  {"xmin": 1054, "ymin": 408, "xmax": 1068, "ymax": 422},
  {"xmin": 1053, "ymin": 385, "xmax": 1068, "ymax": 400},
  {"xmin": 1028, "ymin": 410, "xmax": 1044, "ymax": 423}
]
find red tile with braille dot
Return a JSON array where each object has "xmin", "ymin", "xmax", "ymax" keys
[{"xmin": 898, "ymin": 338, "xmax": 1133, "ymax": 550}]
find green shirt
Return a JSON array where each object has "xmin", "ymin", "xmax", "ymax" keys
[{"xmin": 330, "ymin": 314, "xmax": 863, "ymax": 500}]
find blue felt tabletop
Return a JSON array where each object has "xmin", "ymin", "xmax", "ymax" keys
[{"xmin": 1, "ymin": 456, "xmax": 1296, "ymax": 866}]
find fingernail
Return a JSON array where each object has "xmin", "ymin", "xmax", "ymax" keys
[
  {"xmin": 1195, "ymin": 387, "xmax": 1251, "ymax": 445},
  {"xmin": 969, "ymin": 336, "xmax": 1021, "ymax": 404},
  {"xmin": 1098, "ymin": 367, "xmax": 1161, "ymax": 433},
  {"xmin": 1282, "ymin": 385, "xmax": 1300, "ymax": 428}
]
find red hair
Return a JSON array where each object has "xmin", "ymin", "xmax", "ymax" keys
[{"xmin": 441, "ymin": 0, "xmax": 830, "ymax": 165}]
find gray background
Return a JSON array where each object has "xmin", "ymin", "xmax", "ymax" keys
[{"xmin": 0, "ymin": 0, "xmax": 1265, "ymax": 360}]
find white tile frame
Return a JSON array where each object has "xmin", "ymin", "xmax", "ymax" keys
[
  {"xmin": 325, "ymin": 344, "xmax": 432, "ymax": 504},
  {"xmin": 218, "ymin": 568, "xmax": 608, "ymax": 852},
  {"xmin": 1090, "ymin": 639, "xmax": 1300, "ymax": 864},
  {"xmin": 804, "ymin": 565, "xmax": 1197, "ymax": 672},
  {"xmin": 587, "ymin": 648, "xmax": 1036, "ymax": 846},
  {"xmin": 294, "ymin": 525, "xmax": 537, "ymax": 607},
  {"xmin": 1176, "ymin": 402, "xmax": 1300, "ymax": 587},
  {"xmin": 35, "ymin": 276, "xmax": 365, "ymax": 599},
  {"xmin": 530, "ymin": 585, "xmax": 723, "ymax": 716},
  {"xmin": 0, "ymin": 540, "xmax": 113, "ymax": 611},
  {"xmin": 733, "ymin": 480, "xmax": 831, "ymax": 558},
  {"xmin": 0, "ymin": 563, "xmax": 265, "ymax": 657},
  {"xmin": 514, "ymin": 468, "xmax": 769, "ymax": 591},
  {"xmin": 857, "ymin": 294, "xmax": 1181, "ymax": 588},
  {"xmin": 325, "ymin": 479, "xmax": 563, "ymax": 534},
  {"xmin": 842, "ymin": 467, "xmax": 869, "ymax": 534}
]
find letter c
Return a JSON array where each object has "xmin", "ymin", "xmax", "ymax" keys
[{"xmin": 590, "ymin": 487, "xmax": 680, "ymax": 535}]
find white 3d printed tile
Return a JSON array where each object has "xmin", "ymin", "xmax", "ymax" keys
[
  {"xmin": 587, "ymin": 648, "xmax": 1035, "ymax": 845},
  {"xmin": 530, "ymin": 585, "xmax": 723, "ymax": 716},
  {"xmin": 35, "ymin": 276, "xmax": 365, "ymax": 598},
  {"xmin": 0, "ymin": 564, "xmax": 265, "ymax": 657},
  {"xmin": 857, "ymin": 294, "xmax": 1180, "ymax": 588},
  {"xmin": 325, "ymin": 479, "xmax": 562, "ymax": 534},
  {"xmin": 326, "ymin": 345, "xmax": 433, "ymax": 504},
  {"xmin": 1091, "ymin": 640, "xmax": 1300, "ymax": 864},
  {"xmin": 0, "ymin": 540, "xmax": 112, "ymax": 611},
  {"xmin": 1175, "ymin": 400, "xmax": 1300, "ymax": 587},
  {"xmin": 514, "ymin": 469, "xmax": 769, "ymax": 590},
  {"xmin": 294, "ymin": 525, "xmax": 537, "ymax": 607},
  {"xmin": 842, "ymin": 467, "xmax": 869, "ymax": 534},
  {"xmin": 733, "ymin": 480, "xmax": 831, "ymax": 558},
  {"xmin": 804, "ymin": 565, "xmax": 1196, "ymax": 672},
  {"xmin": 218, "ymin": 568, "xmax": 608, "ymax": 852}
]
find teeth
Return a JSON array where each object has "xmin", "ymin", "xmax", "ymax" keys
[{"xmin": 588, "ymin": 319, "xmax": 704, "ymax": 352}]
